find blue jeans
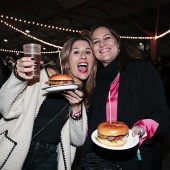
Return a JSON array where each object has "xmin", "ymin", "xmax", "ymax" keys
[{"xmin": 22, "ymin": 140, "xmax": 58, "ymax": 170}]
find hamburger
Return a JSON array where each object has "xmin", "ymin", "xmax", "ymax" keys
[
  {"xmin": 97, "ymin": 121, "xmax": 129, "ymax": 147},
  {"xmin": 49, "ymin": 74, "xmax": 75, "ymax": 86}
]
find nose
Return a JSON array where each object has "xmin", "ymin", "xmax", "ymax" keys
[
  {"xmin": 80, "ymin": 53, "xmax": 87, "ymax": 59},
  {"xmin": 99, "ymin": 40, "xmax": 105, "ymax": 47}
]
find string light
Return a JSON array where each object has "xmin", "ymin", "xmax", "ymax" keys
[
  {"xmin": 42, "ymin": 51, "xmax": 60, "ymax": 54},
  {"xmin": 155, "ymin": 29, "xmax": 170, "ymax": 39},
  {"xmin": 1, "ymin": 14, "xmax": 170, "ymax": 40},
  {"xmin": 0, "ymin": 49, "xmax": 22, "ymax": 53},
  {"xmin": 0, "ymin": 19, "xmax": 63, "ymax": 49},
  {"xmin": 0, "ymin": 14, "xmax": 82, "ymax": 33},
  {"xmin": 0, "ymin": 48, "xmax": 60, "ymax": 54},
  {"xmin": 1, "ymin": 14, "xmax": 170, "ymax": 54},
  {"xmin": 120, "ymin": 36, "xmax": 155, "ymax": 39}
]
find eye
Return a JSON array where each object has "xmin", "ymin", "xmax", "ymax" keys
[
  {"xmin": 85, "ymin": 50, "xmax": 92, "ymax": 54},
  {"xmin": 93, "ymin": 40, "xmax": 99, "ymax": 45},
  {"xmin": 104, "ymin": 36, "xmax": 111, "ymax": 40},
  {"xmin": 73, "ymin": 50, "xmax": 79, "ymax": 54}
]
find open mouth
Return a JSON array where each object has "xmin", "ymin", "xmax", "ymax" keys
[{"xmin": 78, "ymin": 62, "xmax": 88, "ymax": 73}]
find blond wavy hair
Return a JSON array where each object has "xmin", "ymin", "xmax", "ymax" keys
[{"xmin": 56, "ymin": 33, "xmax": 97, "ymax": 109}]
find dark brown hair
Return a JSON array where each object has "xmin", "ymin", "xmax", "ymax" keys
[{"xmin": 90, "ymin": 23, "xmax": 131, "ymax": 72}]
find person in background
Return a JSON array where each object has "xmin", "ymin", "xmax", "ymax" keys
[
  {"xmin": 82, "ymin": 23, "xmax": 170, "ymax": 170},
  {"xmin": 0, "ymin": 33, "xmax": 97, "ymax": 170},
  {"xmin": 0, "ymin": 56, "xmax": 11, "ymax": 88}
]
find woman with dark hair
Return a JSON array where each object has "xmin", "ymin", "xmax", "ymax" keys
[
  {"xmin": 82, "ymin": 23, "xmax": 170, "ymax": 170},
  {"xmin": 0, "ymin": 33, "xmax": 97, "ymax": 170}
]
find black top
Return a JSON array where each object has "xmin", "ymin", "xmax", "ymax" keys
[
  {"xmin": 32, "ymin": 67, "xmax": 69, "ymax": 144},
  {"xmin": 32, "ymin": 92, "xmax": 69, "ymax": 144}
]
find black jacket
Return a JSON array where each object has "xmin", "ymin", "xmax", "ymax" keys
[{"xmin": 83, "ymin": 60, "xmax": 170, "ymax": 170}]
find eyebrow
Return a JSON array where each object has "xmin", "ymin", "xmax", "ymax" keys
[
  {"xmin": 71, "ymin": 47, "xmax": 92, "ymax": 50},
  {"xmin": 92, "ymin": 33, "xmax": 112, "ymax": 41},
  {"xmin": 72, "ymin": 47, "xmax": 79, "ymax": 50},
  {"xmin": 85, "ymin": 47, "xmax": 92, "ymax": 50}
]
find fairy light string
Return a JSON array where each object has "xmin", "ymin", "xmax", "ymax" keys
[
  {"xmin": 1, "ymin": 14, "xmax": 170, "ymax": 54},
  {"xmin": 1, "ymin": 14, "xmax": 170, "ymax": 39},
  {"xmin": 0, "ymin": 48, "xmax": 60, "ymax": 54},
  {"xmin": 0, "ymin": 19, "xmax": 62, "ymax": 49},
  {"xmin": 0, "ymin": 14, "xmax": 82, "ymax": 33}
]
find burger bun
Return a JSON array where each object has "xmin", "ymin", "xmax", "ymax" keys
[
  {"xmin": 97, "ymin": 121, "xmax": 129, "ymax": 147},
  {"xmin": 49, "ymin": 74, "xmax": 73, "ymax": 81},
  {"xmin": 49, "ymin": 74, "xmax": 74, "ymax": 86}
]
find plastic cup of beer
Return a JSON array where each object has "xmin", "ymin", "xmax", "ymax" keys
[{"xmin": 23, "ymin": 43, "xmax": 41, "ymax": 77}]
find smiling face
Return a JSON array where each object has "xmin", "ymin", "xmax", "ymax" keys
[
  {"xmin": 92, "ymin": 26, "xmax": 120, "ymax": 67},
  {"xmin": 67, "ymin": 40, "xmax": 95, "ymax": 84}
]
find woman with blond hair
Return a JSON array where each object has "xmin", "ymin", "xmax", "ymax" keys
[{"xmin": 0, "ymin": 33, "xmax": 97, "ymax": 170}]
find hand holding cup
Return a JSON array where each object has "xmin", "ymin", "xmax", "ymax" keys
[{"xmin": 16, "ymin": 43, "xmax": 42, "ymax": 80}]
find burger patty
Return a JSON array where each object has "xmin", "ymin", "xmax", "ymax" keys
[
  {"xmin": 98, "ymin": 133, "xmax": 129, "ymax": 141},
  {"xmin": 50, "ymin": 80, "xmax": 74, "ymax": 85}
]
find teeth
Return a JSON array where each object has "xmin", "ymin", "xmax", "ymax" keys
[
  {"xmin": 78, "ymin": 63, "xmax": 87, "ymax": 67},
  {"xmin": 100, "ymin": 48, "xmax": 110, "ymax": 53}
]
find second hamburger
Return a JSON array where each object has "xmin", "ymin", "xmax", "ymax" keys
[{"xmin": 97, "ymin": 121, "xmax": 129, "ymax": 147}]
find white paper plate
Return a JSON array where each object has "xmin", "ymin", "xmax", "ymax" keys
[
  {"xmin": 91, "ymin": 129, "xmax": 139, "ymax": 150},
  {"xmin": 42, "ymin": 84, "xmax": 80, "ymax": 92}
]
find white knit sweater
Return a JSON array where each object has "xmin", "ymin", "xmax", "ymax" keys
[{"xmin": 0, "ymin": 68, "xmax": 87, "ymax": 170}]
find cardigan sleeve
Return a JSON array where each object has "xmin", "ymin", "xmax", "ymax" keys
[
  {"xmin": 69, "ymin": 103, "xmax": 87, "ymax": 146},
  {"xmin": 0, "ymin": 70, "xmax": 28, "ymax": 119}
]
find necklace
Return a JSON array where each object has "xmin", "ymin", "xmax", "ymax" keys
[{"xmin": 32, "ymin": 104, "xmax": 68, "ymax": 139}]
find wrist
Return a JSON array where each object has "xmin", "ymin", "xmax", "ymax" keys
[
  {"xmin": 70, "ymin": 102, "xmax": 82, "ymax": 112},
  {"xmin": 14, "ymin": 65, "xmax": 26, "ymax": 81},
  {"xmin": 136, "ymin": 125, "xmax": 145, "ymax": 138},
  {"xmin": 69, "ymin": 105, "xmax": 82, "ymax": 121}
]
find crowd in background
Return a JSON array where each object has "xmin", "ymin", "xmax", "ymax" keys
[{"xmin": 1, "ymin": 54, "xmax": 170, "ymax": 108}]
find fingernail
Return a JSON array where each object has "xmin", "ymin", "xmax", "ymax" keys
[
  {"xmin": 34, "ymin": 67, "xmax": 37, "ymax": 70},
  {"xmin": 34, "ymin": 62, "xmax": 38, "ymax": 65},
  {"xmin": 31, "ymin": 58, "xmax": 35, "ymax": 60}
]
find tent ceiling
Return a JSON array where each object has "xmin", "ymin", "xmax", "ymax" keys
[{"xmin": 0, "ymin": 0, "xmax": 170, "ymax": 58}]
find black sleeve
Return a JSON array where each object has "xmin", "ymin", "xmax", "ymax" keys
[{"xmin": 143, "ymin": 62, "xmax": 170, "ymax": 137}]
